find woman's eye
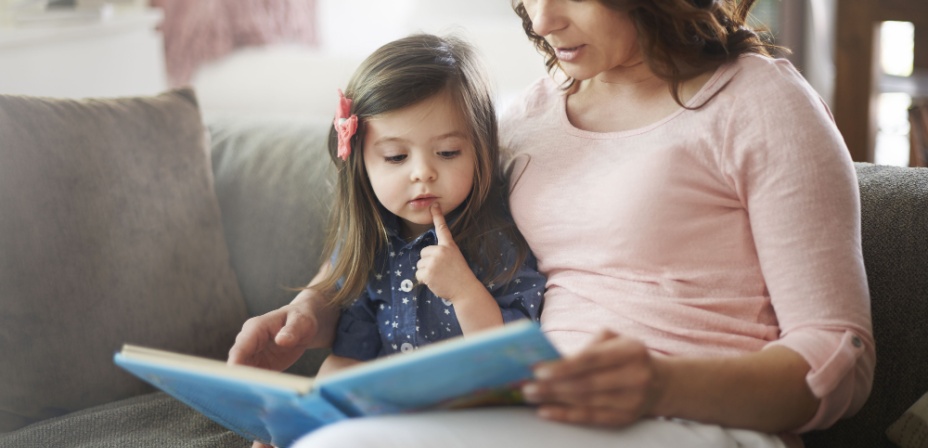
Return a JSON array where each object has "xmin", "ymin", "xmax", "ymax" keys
[
  {"xmin": 438, "ymin": 150, "xmax": 461, "ymax": 159},
  {"xmin": 385, "ymin": 154, "xmax": 406, "ymax": 163}
]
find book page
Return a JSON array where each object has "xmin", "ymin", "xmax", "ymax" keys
[{"xmin": 119, "ymin": 344, "xmax": 315, "ymax": 394}]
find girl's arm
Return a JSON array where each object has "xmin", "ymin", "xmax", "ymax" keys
[
  {"xmin": 522, "ymin": 330, "xmax": 819, "ymax": 433},
  {"xmin": 416, "ymin": 203, "xmax": 504, "ymax": 334}
]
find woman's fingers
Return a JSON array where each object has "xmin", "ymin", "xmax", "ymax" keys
[
  {"xmin": 536, "ymin": 404, "xmax": 642, "ymax": 427},
  {"xmin": 227, "ymin": 306, "xmax": 318, "ymax": 371},
  {"xmin": 522, "ymin": 330, "xmax": 663, "ymax": 427},
  {"xmin": 275, "ymin": 307, "xmax": 318, "ymax": 347}
]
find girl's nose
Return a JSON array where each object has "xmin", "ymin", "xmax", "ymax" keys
[
  {"xmin": 410, "ymin": 158, "xmax": 437, "ymax": 182},
  {"xmin": 528, "ymin": 0, "xmax": 566, "ymax": 37}
]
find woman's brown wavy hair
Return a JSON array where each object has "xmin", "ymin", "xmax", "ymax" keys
[{"xmin": 512, "ymin": 0, "xmax": 780, "ymax": 107}]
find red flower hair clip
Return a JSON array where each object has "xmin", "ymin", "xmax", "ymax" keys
[{"xmin": 334, "ymin": 89, "xmax": 358, "ymax": 161}]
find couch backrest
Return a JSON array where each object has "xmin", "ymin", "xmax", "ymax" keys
[
  {"xmin": 208, "ymin": 115, "xmax": 336, "ymax": 375},
  {"xmin": 803, "ymin": 163, "xmax": 928, "ymax": 448}
]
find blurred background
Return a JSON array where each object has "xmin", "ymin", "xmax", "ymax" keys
[{"xmin": 0, "ymin": 0, "xmax": 925, "ymax": 166}]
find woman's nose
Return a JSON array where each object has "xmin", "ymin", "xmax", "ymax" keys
[{"xmin": 528, "ymin": 0, "xmax": 565, "ymax": 37}]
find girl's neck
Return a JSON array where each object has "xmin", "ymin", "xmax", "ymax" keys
[{"xmin": 401, "ymin": 222, "xmax": 429, "ymax": 242}]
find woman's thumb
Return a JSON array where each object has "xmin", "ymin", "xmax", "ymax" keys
[{"xmin": 275, "ymin": 309, "xmax": 315, "ymax": 347}]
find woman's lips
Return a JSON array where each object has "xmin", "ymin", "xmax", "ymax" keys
[{"xmin": 555, "ymin": 45, "xmax": 584, "ymax": 62}]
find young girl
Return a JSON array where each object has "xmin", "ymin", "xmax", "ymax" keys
[{"xmin": 313, "ymin": 34, "xmax": 545, "ymax": 375}]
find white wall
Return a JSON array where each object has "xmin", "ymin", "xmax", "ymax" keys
[
  {"xmin": 0, "ymin": 8, "xmax": 168, "ymax": 98},
  {"xmin": 193, "ymin": 0, "xmax": 549, "ymax": 120}
]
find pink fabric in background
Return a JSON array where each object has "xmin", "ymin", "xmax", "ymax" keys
[{"xmin": 151, "ymin": 0, "xmax": 317, "ymax": 87}]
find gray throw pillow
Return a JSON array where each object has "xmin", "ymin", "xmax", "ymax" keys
[{"xmin": 0, "ymin": 89, "xmax": 249, "ymax": 432}]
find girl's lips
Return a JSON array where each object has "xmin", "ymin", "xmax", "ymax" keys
[
  {"xmin": 555, "ymin": 45, "xmax": 584, "ymax": 63},
  {"xmin": 408, "ymin": 197, "xmax": 437, "ymax": 209}
]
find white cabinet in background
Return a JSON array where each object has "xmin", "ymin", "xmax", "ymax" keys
[{"xmin": 0, "ymin": 8, "xmax": 167, "ymax": 99}]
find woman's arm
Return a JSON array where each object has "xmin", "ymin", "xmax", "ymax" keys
[
  {"xmin": 522, "ymin": 330, "xmax": 819, "ymax": 433},
  {"xmin": 316, "ymin": 354, "xmax": 364, "ymax": 379}
]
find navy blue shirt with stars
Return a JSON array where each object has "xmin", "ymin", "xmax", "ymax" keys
[{"xmin": 331, "ymin": 217, "xmax": 546, "ymax": 361}]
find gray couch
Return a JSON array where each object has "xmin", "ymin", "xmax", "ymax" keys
[{"xmin": 0, "ymin": 89, "xmax": 925, "ymax": 448}]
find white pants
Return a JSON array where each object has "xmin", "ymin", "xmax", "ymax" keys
[{"xmin": 290, "ymin": 407, "xmax": 788, "ymax": 448}]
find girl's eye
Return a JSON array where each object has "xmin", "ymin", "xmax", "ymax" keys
[
  {"xmin": 385, "ymin": 154, "xmax": 406, "ymax": 163},
  {"xmin": 438, "ymin": 150, "xmax": 461, "ymax": 159}
]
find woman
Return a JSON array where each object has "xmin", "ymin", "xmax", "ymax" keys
[{"xmin": 229, "ymin": 1, "xmax": 874, "ymax": 447}]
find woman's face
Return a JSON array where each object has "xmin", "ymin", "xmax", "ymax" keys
[{"xmin": 521, "ymin": 0, "xmax": 643, "ymax": 82}]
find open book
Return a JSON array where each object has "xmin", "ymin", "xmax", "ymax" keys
[{"xmin": 114, "ymin": 320, "xmax": 560, "ymax": 447}]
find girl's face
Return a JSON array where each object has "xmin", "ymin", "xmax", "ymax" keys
[
  {"xmin": 362, "ymin": 92, "xmax": 476, "ymax": 238},
  {"xmin": 521, "ymin": 0, "xmax": 643, "ymax": 82}
]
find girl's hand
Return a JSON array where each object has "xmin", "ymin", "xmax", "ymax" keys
[
  {"xmin": 416, "ymin": 203, "xmax": 503, "ymax": 334},
  {"xmin": 521, "ymin": 330, "xmax": 667, "ymax": 427},
  {"xmin": 416, "ymin": 203, "xmax": 484, "ymax": 302}
]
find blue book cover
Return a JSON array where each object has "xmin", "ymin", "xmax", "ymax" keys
[{"xmin": 114, "ymin": 320, "xmax": 560, "ymax": 447}]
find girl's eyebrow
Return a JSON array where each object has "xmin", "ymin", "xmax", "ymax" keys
[
  {"xmin": 431, "ymin": 131, "xmax": 469, "ymax": 142},
  {"xmin": 371, "ymin": 131, "xmax": 469, "ymax": 147}
]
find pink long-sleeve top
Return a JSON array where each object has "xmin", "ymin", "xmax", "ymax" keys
[{"xmin": 500, "ymin": 54, "xmax": 875, "ymax": 434}]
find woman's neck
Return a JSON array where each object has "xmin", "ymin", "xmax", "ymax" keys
[{"xmin": 565, "ymin": 68, "xmax": 714, "ymax": 133}]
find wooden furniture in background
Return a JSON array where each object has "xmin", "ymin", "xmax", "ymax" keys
[
  {"xmin": 834, "ymin": 0, "xmax": 928, "ymax": 163},
  {"xmin": 910, "ymin": 99, "xmax": 928, "ymax": 167}
]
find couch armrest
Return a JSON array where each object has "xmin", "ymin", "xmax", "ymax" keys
[{"xmin": 803, "ymin": 163, "xmax": 928, "ymax": 447}]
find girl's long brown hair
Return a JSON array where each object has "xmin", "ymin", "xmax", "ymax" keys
[
  {"xmin": 512, "ymin": 0, "xmax": 778, "ymax": 106},
  {"xmin": 314, "ymin": 34, "xmax": 530, "ymax": 308}
]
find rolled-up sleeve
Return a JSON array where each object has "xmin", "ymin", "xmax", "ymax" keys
[
  {"xmin": 768, "ymin": 327, "xmax": 875, "ymax": 431},
  {"xmin": 490, "ymin": 250, "xmax": 546, "ymax": 323}
]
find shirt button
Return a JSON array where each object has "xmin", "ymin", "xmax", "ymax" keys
[
  {"xmin": 851, "ymin": 335, "xmax": 863, "ymax": 348},
  {"xmin": 399, "ymin": 279, "xmax": 414, "ymax": 292},
  {"xmin": 400, "ymin": 342, "xmax": 414, "ymax": 352}
]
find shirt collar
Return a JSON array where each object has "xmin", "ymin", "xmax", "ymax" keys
[{"xmin": 382, "ymin": 211, "xmax": 437, "ymax": 249}]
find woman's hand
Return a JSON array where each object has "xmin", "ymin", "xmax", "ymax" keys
[
  {"xmin": 523, "ymin": 329, "xmax": 820, "ymax": 433},
  {"xmin": 521, "ymin": 330, "xmax": 666, "ymax": 427},
  {"xmin": 228, "ymin": 266, "xmax": 339, "ymax": 371},
  {"xmin": 228, "ymin": 270, "xmax": 340, "ymax": 448},
  {"xmin": 227, "ymin": 300, "xmax": 320, "ymax": 371}
]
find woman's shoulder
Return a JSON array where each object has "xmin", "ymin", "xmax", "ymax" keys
[{"xmin": 722, "ymin": 54, "xmax": 820, "ymax": 101}]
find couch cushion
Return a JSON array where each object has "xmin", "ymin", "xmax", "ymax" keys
[
  {"xmin": 0, "ymin": 90, "xmax": 249, "ymax": 431},
  {"xmin": 0, "ymin": 392, "xmax": 249, "ymax": 448},
  {"xmin": 207, "ymin": 115, "xmax": 334, "ymax": 318},
  {"xmin": 208, "ymin": 115, "xmax": 334, "ymax": 376}
]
